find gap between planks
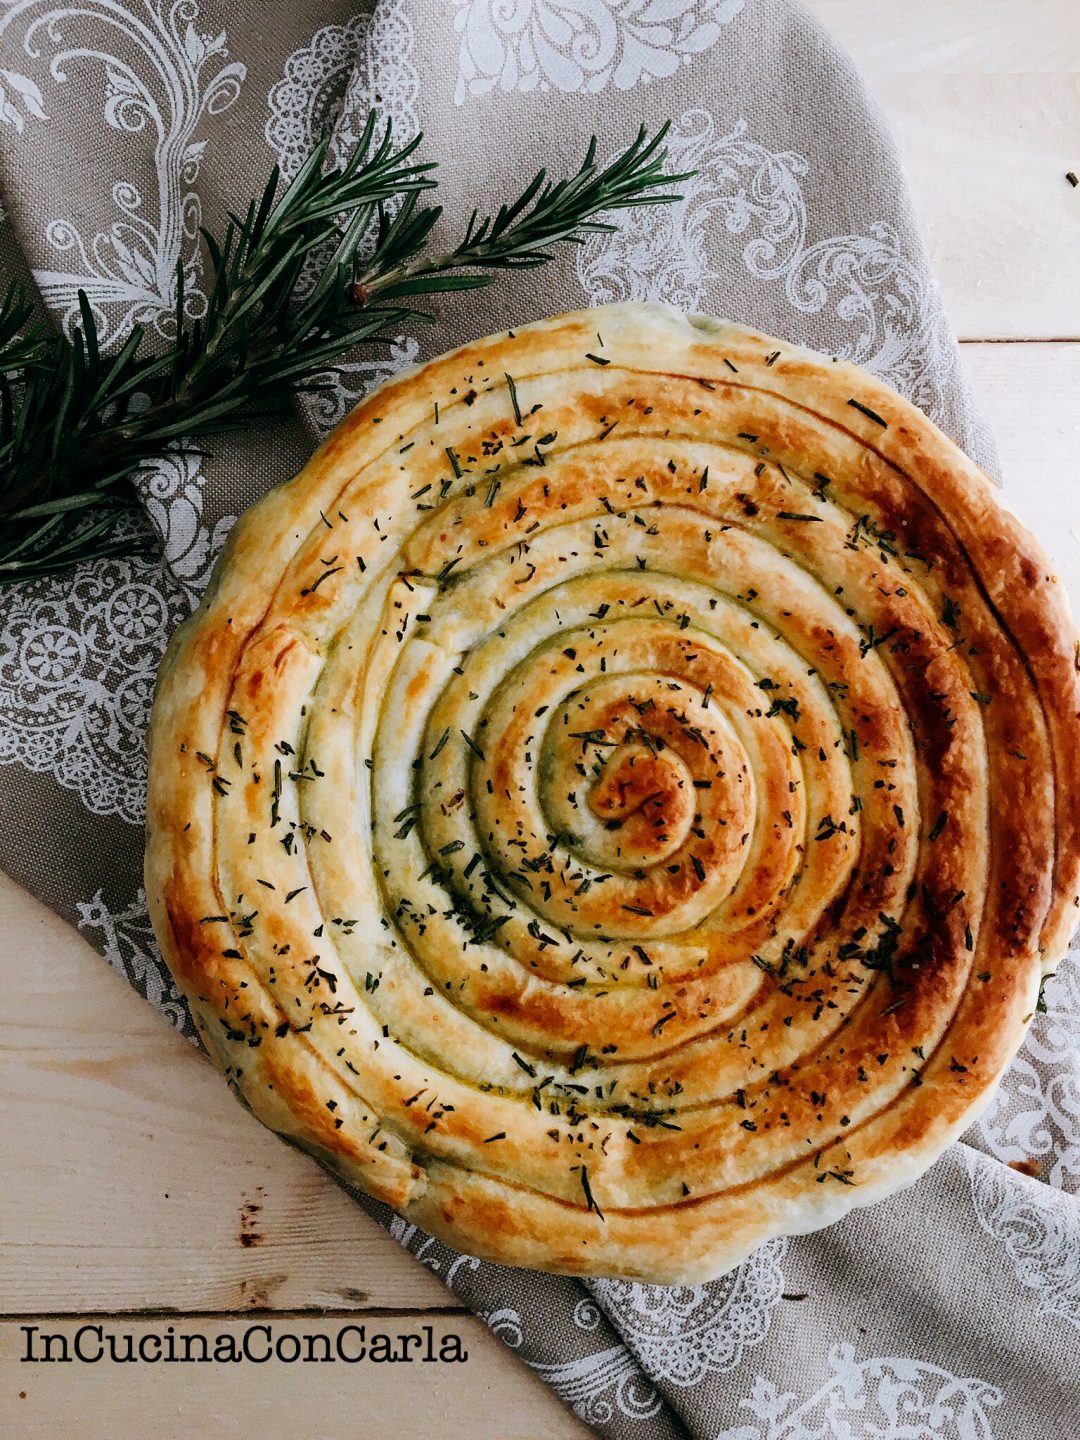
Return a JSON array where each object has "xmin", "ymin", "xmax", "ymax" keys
[{"xmin": 961, "ymin": 337, "xmax": 1080, "ymax": 344}]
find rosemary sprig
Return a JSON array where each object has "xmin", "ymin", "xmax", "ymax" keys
[
  {"xmin": 0, "ymin": 117, "xmax": 685, "ymax": 584},
  {"xmin": 352, "ymin": 124, "xmax": 682, "ymax": 302}
]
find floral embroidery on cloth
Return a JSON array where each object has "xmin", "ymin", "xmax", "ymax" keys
[
  {"xmin": 576, "ymin": 109, "xmax": 957, "ymax": 424},
  {"xmin": 77, "ymin": 885, "xmax": 191, "ymax": 1033},
  {"xmin": 715, "ymin": 1343, "xmax": 1002, "ymax": 1440},
  {"xmin": 0, "ymin": 550, "xmax": 191, "ymax": 824},
  {"xmin": 588, "ymin": 1240, "xmax": 788, "ymax": 1387},
  {"xmin": 265, "ymin": 1, "xmax": 420, "ymax": 436},
  {"xmin": 0, "ymin": 0, "xmax": 245, "ymax": 344},
  {"xmin": 453, "ymin": 0, "xmax": 745, "ymax": 103}
]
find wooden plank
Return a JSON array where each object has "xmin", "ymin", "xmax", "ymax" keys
[
  {"xmin": 961, "ymin": 341, "xmax": 1080, "ymax": 599},
  {"xmin": 0, "ymin": 1313, "xmax": 592, "ymax": 1440},
  {"xmin": 806, "ymin": 0, "xmax": 1080, "ymax": 339},
  {"xmin": 809, "ymin": 0, "xmax": 1080, "ymax": 72},
  {"xmin": 0, "ymin": 874, "xmax": 455, "ymax": 1316}
]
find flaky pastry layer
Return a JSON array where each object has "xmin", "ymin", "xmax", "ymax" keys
[{"xmin": 146, "ymin": 304, "xmax": 1080, "ymax": 1282}]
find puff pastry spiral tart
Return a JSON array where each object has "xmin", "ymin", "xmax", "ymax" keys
[{"xmin": 147, "ymin": 304, "xmax": 1080, "ymax": 1283}]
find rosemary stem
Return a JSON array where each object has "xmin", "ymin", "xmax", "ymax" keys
[{"xmin": 0, "ymin": 118, "xmax": 685, "ymax": 582}]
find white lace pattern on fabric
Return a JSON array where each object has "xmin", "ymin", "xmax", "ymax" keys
[
  {"xmin": 0, "ymin": 4, "xmax": 240, "ymax": 821},
  {"xmin": 589, "ymin": 1238, "xmax": 787, "ymax": 1387},
  {"xmin": 974, "ymin": 950, "xmax": 1080, "ymax": 1193},
  {"xmin": 76, "ymin": 885, "xmax": 190, "ymax": 1031},
  {"xmin": 387, "ymin": 1218, "xmax": 665, "ymax": 1424},
  {"xmin": 531, "ymin": 1345, "xmax": 665, "ymax": 1426},
  {"xmin": 0, "ymin": 0, "xmax": 245, "ymax": 346},
  {"xmin": 136, "ymin": 448, "xmax": 236, "ymax": 606},
  {"xmin": 265, "ymin": 1, "xmax": 421, "ymax": 437},
  {"xmin": 966, "ymin": 1151, "xmax": 1080, "ymax": 1330},
  {"xmin": 576, "ymin": 110, "xmax": 957, "ymax": 424},
  {"xmin": 265, "ymin": 2, "xmax": 419, "ymax": 179},
  {"xmin": 387, "ymin": 1213, "xmax": 483, "ymax": 1287},
  {"xmin": 0, "ymin": 550, "xmax": 188, "ymax": 824},
  {"xmin": 715, "ymin": 1342, "xmax": 1002, "ymax": 1440},
  {"xmin": 452, "ymin": 0, "xmax": 745, "ymax": 104},
  {"xmin": 0, "ymin": 452, "xmax": 229, "ymax": 824}
]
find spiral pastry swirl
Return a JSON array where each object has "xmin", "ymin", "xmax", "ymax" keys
[{"xmin": 147, "ymin": 305, "xmax": 1080, "ymax": 1282}]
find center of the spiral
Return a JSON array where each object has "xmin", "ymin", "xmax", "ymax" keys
[{"xmin": 585, "ymin": 741, "xmax": 694, "ymax": 863}]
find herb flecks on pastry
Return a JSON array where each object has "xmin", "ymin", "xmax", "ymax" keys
[{"xmin": 146, "ymin": 304, "xmax": 1080, "ymax": 1283}]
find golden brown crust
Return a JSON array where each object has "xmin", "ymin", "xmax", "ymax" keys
[{"xmin": 145, "ymin": 303, "xmax": 1080, "ymax": 1283}]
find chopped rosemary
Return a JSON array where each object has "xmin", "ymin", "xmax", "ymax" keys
[
  {"xmin": 445, "ymin": 446, "xmax": 464, "ymax": 478},
  {"xmin": 505, "ymin": 372, "xmax": 523, "ymax": 426},
  {"xmin": 579, "ymin": 1164, "xmax": 604, "ymax": 1220},
  {"xmin": 1036, "ymin": 973, "xmax": 1055, "ymax": 1012},
  {"xmin": 460, "ymin": 729, "xmax": 486, "ymax": 760},
  {"xmin": 847, "ymin": 397, "xmax": 888, "ymax": 428}
]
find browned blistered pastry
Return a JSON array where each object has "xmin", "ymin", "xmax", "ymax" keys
[{"xmin": 146, "ymin": 304, "xmax": 1080, "ymax": 1282}]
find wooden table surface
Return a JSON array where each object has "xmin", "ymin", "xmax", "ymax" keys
[{"xmin": 3, "ymin": 2, "xmax": 1079, "ymax": 1435}]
